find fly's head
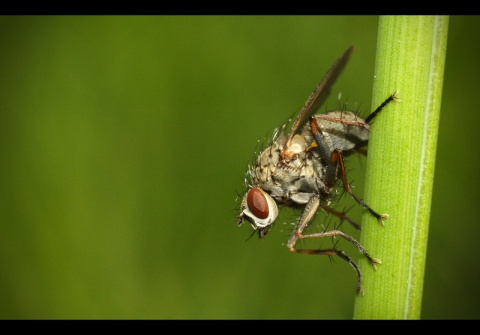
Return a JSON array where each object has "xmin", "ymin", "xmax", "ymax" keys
[
  {"xmin": 237, "ymin": 187, "xmax": 279, "ymax": 238},
  {"xmin": 237, "ymin": 123, "xmax": 289, "ymax": 237}
]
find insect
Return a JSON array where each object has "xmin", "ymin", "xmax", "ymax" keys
[{"xmin": 237, "ymin": 46, "xmax": 398, "ymax": 295}]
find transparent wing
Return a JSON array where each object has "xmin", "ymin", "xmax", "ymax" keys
[{"xmin": 284, "ymin": 46, "xmax": 354, "ymax": 149}]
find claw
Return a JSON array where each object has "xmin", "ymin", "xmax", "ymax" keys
[
  {"xmin": 370, "ymin": 257, "xmax": 382, "ymax": 270},
  {"xmin": 378, "ymin": 213, "xmax": 389, "ymax": 226},
  {"xmin": 391, "ymin": 90, "xmax": 401, "ymax": 102}
]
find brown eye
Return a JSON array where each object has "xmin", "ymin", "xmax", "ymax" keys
[{"xmin": 247, "ymin": 188, "xmax": 269, "ymax": 219}]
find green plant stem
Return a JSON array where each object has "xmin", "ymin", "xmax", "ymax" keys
[{"xmin": 353, "ymin": 16, "xmax": 449, "ymax": 319}]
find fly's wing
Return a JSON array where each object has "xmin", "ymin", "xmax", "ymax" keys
[{"xmin": 283, "ymin": 46, "xmax": 354, "ymax": 151}]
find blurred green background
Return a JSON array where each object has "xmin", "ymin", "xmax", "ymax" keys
[{"xmin": 0, "ymin": 15, "xmax": 478, "ymax": 319}]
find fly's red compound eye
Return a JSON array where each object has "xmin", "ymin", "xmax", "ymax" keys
[
  {"xmin": 240, "ymin": 187, "xmax": 278, "ymax": 229},
  {"xmin": 247, "ymin": 188, "xmax": 269, "ymax": 219}
]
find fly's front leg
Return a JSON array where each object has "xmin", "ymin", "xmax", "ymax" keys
[
  {"xmin": 287, "ymin": 195, "xmax": 380, "ymax": 295},
  {"xmin": 286, "ymin": 196, "xmax": 381, "ymax": 267}
]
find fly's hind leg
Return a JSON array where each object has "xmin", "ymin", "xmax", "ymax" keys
[
  {"xmin": 354, "ymin": 91, "xmax": 400, "ymax": 155},
  {"xmin": 313, "ymin": 91, "xmax": 399, "ymax": 156},
  {"xmin": 287, "ymin": 195, "xmax": 381, "ymax": 295},
  {"xmin": 331, "ymin": 149, "xmax": 389, "ymax": 225},
  {"xmin": 309, "ymin": 117, "xmax": 389, "ymax": 226},
  {"xmin": 365, "ymin": 91, "xmax": 399, "ymax": 124}
]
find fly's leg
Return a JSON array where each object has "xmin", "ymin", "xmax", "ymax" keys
[
  {"xmin": 352, "ymin": 92, "xmax": 400, "ymax": 154},
  {"xmin": 287, "ymin": 195, "xmax": 380, "ymax": 295},
  {"xmin": 364, "ymin": 91, "xmax": 399, "ymax": 124},
  {"xmin": 355, "ymin": 147, "xmax": 368, "ymax": 156},
  {"xmin": 330, "ymin": 149, "xmax": 388, "ymax": 225},
  {"xmin": 309, "ymin": 117, "xmax": 389, "ymax": 225},
  {"xmin": 311, "ymin": 91, "xmax": 399, "ymax": 156},
  {"xmin": 319, "ymin": 203, "xmax": 361, "ymax": 231}
]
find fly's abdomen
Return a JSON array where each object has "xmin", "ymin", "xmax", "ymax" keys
[{"xmin": 303, "ymin": 111, "xmax": 370, "ymax": 154}]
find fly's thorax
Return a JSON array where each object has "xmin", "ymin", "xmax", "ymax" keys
[
  {"xmin": 252, "ymin": 141, "xmax": 284, "ymax": 199},
  {"xmin": 251, "ymin": 135, "xmax": 325, "ymax": 204}
]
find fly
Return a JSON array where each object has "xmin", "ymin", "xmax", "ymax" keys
[{"xmin": 237, "ymin": 46, "xmax": 399, "ymax": 295}]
